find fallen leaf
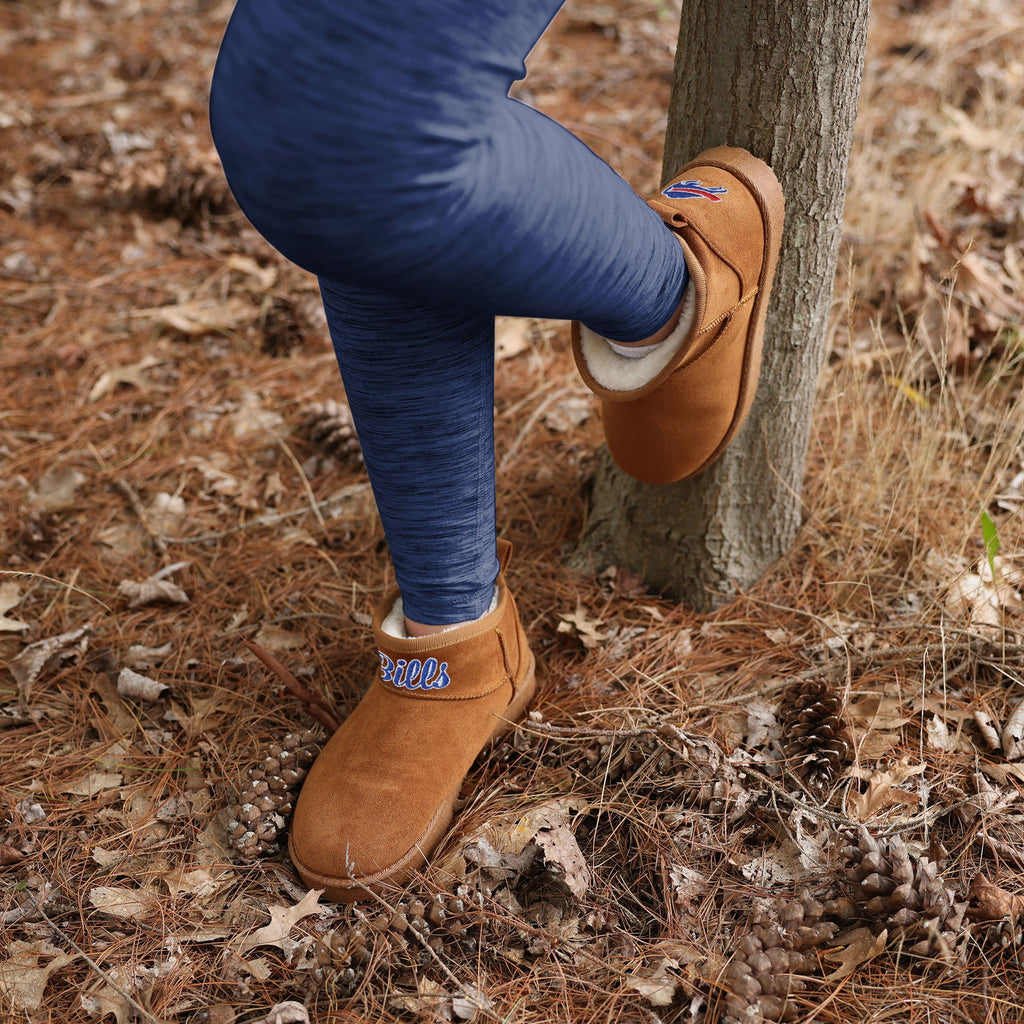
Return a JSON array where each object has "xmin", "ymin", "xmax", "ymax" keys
[
  {"xmin": 61, "ymin": 771, "xmax": 123, "ymax": 797},
  {"xmin": 1002, "ymin": 701, "xmax": 1024, "ymax": 760},
  {"xmin": 8, "ymin": 625, "xmax": 90, "ymax": 694},
  {"xmin": 0, "ymin": 581, "xmax": 30, "ymax": 632},
  {"xmin": 117, "ymin": 574, "xmax": 189, "ymax": 609},
  {"xmin": 543, "ymin": 394, "xmax": 592, "ymax": 433},
  {"xmin": 136, "ymin": 297, "xmax": 253, "ymax": 336},
  {"xmin": 533, "ymin": 824, "xmax": 592, "ymax": 900},
  {"xmin": 146, "ymin": 492, "xmax": 187, "ymax": 535},
  {"xmin": 87, "ymin": 354, "xmax": 166, "ymax": 402},
  {"xmin": 231, "ymin": 390, "xmax": 285, "ymax": 438},
  {"xmin": 88, "ymin": 885, "xmax": 162, "ymax": 921},
  {"xmin": 125, "ymin": 642, "xmax": 174, "ymax": 670},
  {"xmin": 557, "ymin": 602, "xmax": 607, "ymax": 649},
  {"xmin": 926, "ymin": 714, "xmax": 957, "ymax": 752},
  {"xmin": 847, "ymin": 694, "xmax": 913, "ymax": 731},
  {"xmin": 245, "ymin": 1001, "xmax": 310, "ymax": 1024},
  {"xmin": 253, "ymin": 623, "xmax": 306, "ymax": 653},
  {"xmin": 80, "ymin": 983, "xmax": 135, "ymax": 1024},
  {"xmin": 822, "ymin": 926, "xmax": 888, "ymax": 982},
  {"xmin": 234, "ymin": 889, "xmax": 324, "ymax": 955},
  {"xmin": 117, "ymin": 666, "xmax": 168, "ymax": 702},
  {"xmin": 0, "ymin": 941, "xmax": 76, "ymax": 1012},
  {"xmin": 668, "ymin": 865, "xmax": 707, "ymax": 910},
  {"xmin": 452, "ymin": 987, "xmax": 493, "ymax": 1021},
  {"xmin": 226, "ymin": 253, "xmax": 278, "ymax": 290},
  {"xmin": 28, "ymin": 465, "xmax": 88, "ymax": 509},
  {"xmin": 847, "ymin": 759, "xmax": 926, "ymax": 821},
  {"xmin": 625, "ymin": 958, "xmax": 678, "ymax": 1007},
  {"xmin": 967, "ymin": 872, "xmax": 1024, "ymax": 924}
]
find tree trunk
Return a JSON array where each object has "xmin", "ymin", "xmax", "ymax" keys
[{"xmin": 576, "ymin": 0, "xmax": 872, "ymax": 610}]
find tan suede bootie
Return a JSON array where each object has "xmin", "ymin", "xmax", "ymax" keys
[
  {"xmin": 288, "ymin": 541, "xmax": 535, "ymax": 902},
  {"xmin": 572, "ymin": 146, "xmax": 785, "ymax": 484}
]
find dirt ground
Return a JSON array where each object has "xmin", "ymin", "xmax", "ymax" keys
[{"xmin": 2, "ymin": 0, "xmax": 1024, "ymax": 1022}]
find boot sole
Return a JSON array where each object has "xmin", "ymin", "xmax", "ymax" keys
[{"xmin": 288, "ymin": 654, "xmax": 538, "ymax": 903}]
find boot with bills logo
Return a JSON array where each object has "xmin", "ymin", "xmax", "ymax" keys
[
  {"xmin": 572, "ymin": 146, "xmax": 785, "ymax": 484},
  {"xmin": 288, "ymin": 540, "xmax": 535, "ymax": 902}
]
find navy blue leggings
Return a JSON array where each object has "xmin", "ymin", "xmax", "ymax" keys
[{"xmin": 210, "ymin": 0, "xmax": 689, "ymax": 624}]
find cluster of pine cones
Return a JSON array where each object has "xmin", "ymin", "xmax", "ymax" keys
[{"xmin": 224, "ymin": 672, "xmax": 1020, "ymax": 1022}]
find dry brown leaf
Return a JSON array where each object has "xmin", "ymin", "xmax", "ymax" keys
[
  {"xmin": 231, "ymin": 390, "xmax": 285, "ymax": 438},
  {"xmin": 847, "ymin": 759, "xmax": 925, "ymax": 821},
  {"xmin": 0, "ymin": 941, "xmax": 76, "ymax": 1012},
  {"xmin": 1003, "ymin": 702, "xmax": 1024, "ymax": 760},
  {"xmin": 533, "ymin": 824, "xmax": 592, "ymax": 900},
  {"xmin": 88, "ymin": 884, "xmax": 162, "ymax": 921},
  {"xmin": 136, "ymin": 296, "xmax": 253, "ymax": 336},
  {"xmin": 245, "ymin": 1001, "xmax": 310, "ymax": 1024},
  {"xmin": 847, "ymin": 694, "xmax": 913, "ymax": 731},
  {"xmin": 225, "ymin": 253, "xmax": 278, "ymax": 291},
  {"xmin": 28, "ymin": 465, "xmax": 88, "ymax": 510},
  {"xmin": 87, "ymin": 354, "xmax": 166, "ymax": 402},
  {"xmin": 0, "ymin": 581, "xmax": 30, "ymax": 632},
  {"xmin": 8, "ymin": 625, "xmax": 90, "ymax": 693},
  {"xmin": 117, "ymin": 666, "xmax": 168, "ymax": 702},
  {"xmin": 822, "ymin": 926, "xmax": 888, "ymax": 982},
  {"xmin": 967, "ymin": 872, "xmax": 1024, "ymax": 925},
  {"xmin": 80, "ymin": 983, "xmax": 135, "ymax": 1024},
  {"xmin": 625, "ymin": 958, "xmax": 678, "ymax": 1007},
  {"xmin": 557, "ymin": 602, "xmax": 607, "ymax": 649},
  {"xmin": 543, "ymin": 394, "xmax": 592, "ymax": 433},
  {"xmin": 61, "ymin": 771, "xmax": 123, "ymax": 797},
  {"xmin": 234, "ymin": 888, "xmax": 323, "ymax": 955},
  {"xmin": 117, "ymin": 575, "xmax": 189, "ymax": 609},
  {"xmin": 252, "ymin": 623, "xmax": 306, "ymax": 653}
]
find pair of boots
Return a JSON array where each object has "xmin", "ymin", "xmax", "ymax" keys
[{"xmin": 289, "ymin": 147, "xmax": 784, "ymax": 901}]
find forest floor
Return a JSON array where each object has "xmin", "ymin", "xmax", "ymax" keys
[{"xmin": 3, "ymin": 0, "xmax": 1024, "ymax": 1022}]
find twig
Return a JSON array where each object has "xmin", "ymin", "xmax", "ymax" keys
[
  {"xmin": 242, "ymin": 638, "xmax": 340, "ymax": 732},
  {"xmin": 33, "ymin": 893, "xmax": 166, "ymax": 1024},
  {"xmin": 114, "ymin": 477, "xmax": 168, "ymax": 555}
]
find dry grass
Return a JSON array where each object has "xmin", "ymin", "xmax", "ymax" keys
[{"xmin": 2, "ymin": 0, "xmax": 1024, "ymax": 1022}]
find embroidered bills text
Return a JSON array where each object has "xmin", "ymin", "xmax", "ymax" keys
[
  {"xmin": 662, "ymin": 179, "xmax": 728, "ymax": 202},
  {"xmin": 378, "ymin": 652, "xmax": 451, "ymax": 690}
]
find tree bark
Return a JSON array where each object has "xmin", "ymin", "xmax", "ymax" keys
[{"xmin": 576, "ymin": 0, "xmax": 872, "ymax": 610}]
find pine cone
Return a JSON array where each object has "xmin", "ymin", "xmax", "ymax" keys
[
  {"xmin": 260, "ymin": 297, "xmax": 306, "ymax": 357},
  {"xmin": 779, "ymin": 677, "xmax": 851, "ymax": 786},
  {"xmin": 298, "ymin": 399, "xmax": 363, "ymax": 467},
  {"xmin": 226, "ymin": 729, "xmax": 321, "ymax": 860},
  {"xmin": 841, "ymin": 829, "xmax": 966, "ymax": 960},
  {"xmin": 577, "ymin": 728, "xmax": 751, "ymax": 817},
  {"xmin": 312, "ymin": 885, "xmax": 496, "ymax": 993},
  {"xmin": 720, "ymin": 892, "xmax": 839, "ymax": 1023}
]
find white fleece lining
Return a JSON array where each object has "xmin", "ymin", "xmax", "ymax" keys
[
  {"xmin": 578, "ymin": 285, "xmax": 697, "ymax": 393},
  {"xmin": 381, "ymin": 586, "xmax": 500, "ymax": 639}
]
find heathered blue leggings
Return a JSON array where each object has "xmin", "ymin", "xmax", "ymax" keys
[{"xmin": 210, "ymin": 0, "xmax": 689, "ymax": 624}]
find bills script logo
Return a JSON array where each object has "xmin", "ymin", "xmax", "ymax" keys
[
  {"xmin": 378, "ymin": 652, "xmax": 451, "ymax": 690},
  {"xmin": 662, "ymin": 179, "xmax": 728, "ymax": 202}
]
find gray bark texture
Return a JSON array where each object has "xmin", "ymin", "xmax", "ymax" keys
[{"xmin": 576, "ymin": 0, "xmax": 872, "ymax": 610}]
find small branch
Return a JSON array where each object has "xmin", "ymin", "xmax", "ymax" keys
[
  {"xmin": 242, "ymin": 639, "xmax": 340, "ymax": 732},
  {"xmin": 33, "ymin": 894, "xmax": 165, "ymax": 1024}
]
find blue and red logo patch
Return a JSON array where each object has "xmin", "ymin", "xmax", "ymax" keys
[{"xmin": 662, "ymin": 179, "xmax": 728, "ymax": 202}]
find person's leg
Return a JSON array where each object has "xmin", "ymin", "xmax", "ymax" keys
[
  {"xmin": 318, "ymin": 281, "xmax": 499, "ymax": 630},
  {"xmin": 209, "ymin": 0, "xmax": 691, "ymax": 630},
  {"xmin": 209, "ymin": 0, "xmax": 689, "ymax": 344}
]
